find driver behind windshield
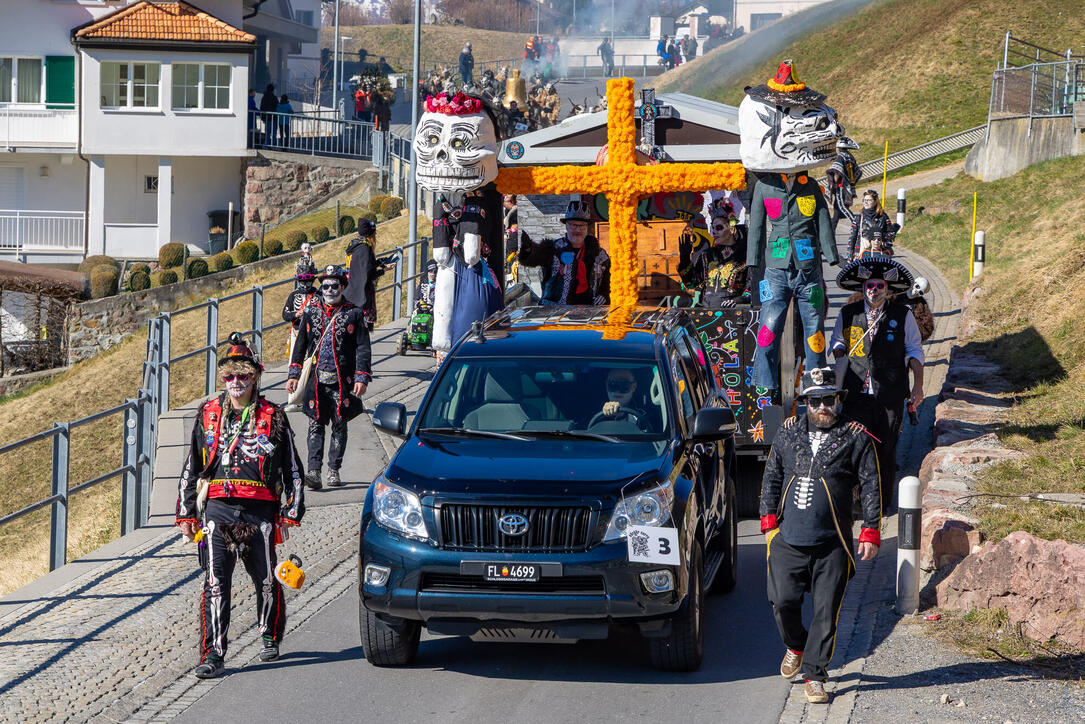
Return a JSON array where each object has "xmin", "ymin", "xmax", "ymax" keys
[{"xmin": 601, "ymin": 368, "xmax": 639, "ymax": 419}]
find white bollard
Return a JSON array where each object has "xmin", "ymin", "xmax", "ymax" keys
[
  {"xmin": 896, "ymin": 476, "xmax": 922, "ymax": 615},
  {"xmin": 896, "ymin": 187, "xmax": 906, "ymax": 230},
  {"xmin": 972, "ymin": 230, "xmax": 986, "ymax": 278}
]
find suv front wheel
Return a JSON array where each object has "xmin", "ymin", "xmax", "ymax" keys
[
  {"xmin": 649, "ymin": 545, "xmax": 704, "ymax": 671},
  {"xmin": 360, "ymin": 604, "xmax": 421, "ymax": 666}
]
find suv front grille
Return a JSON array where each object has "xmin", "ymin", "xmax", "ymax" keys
[
  {"xmin": 438, "ymin": 504, "xmax": 595, "ymax": 552},
  {"xmin": 420, "ymin": 573, "xmax": 605, "ymax": 594}
]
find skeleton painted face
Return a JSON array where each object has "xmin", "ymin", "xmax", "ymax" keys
[
  {"xmin": 738, "ymin": 95, "xmax": 845, "ymax": 173},
  {"xmin": 414, "ymin": 110, "xmax": 498, "ymax": 194}
]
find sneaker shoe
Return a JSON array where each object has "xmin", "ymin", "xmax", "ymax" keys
[
  {"xmin": 193, "ymin": 655, "xmax": 225, "ymax": 679},
  {"xmin": 305, "ymin": 470, "xmax": 322, "ymax": 490},
  {"xmin": 259, "ymin": 636, "xmax": 279, "ymax": 662},
  {"xmin": 326, "ymin": 469, "xmax": 342, "ymax": 487},
  {"xmin": 804, "ymin": 679, "xmax": 829, "ymax": 704},
  {"xmin": 780, "ymin": 649, "xmax": 803, "ymax": 679}
]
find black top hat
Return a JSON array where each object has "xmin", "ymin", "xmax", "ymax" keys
[
  {"xmin": 744, "ymin": 59, "xmax": 827, "ymax": 107},
  {"xmin": 798, "ymin": 366, "xmax": 840, "ymax": 397},
  {"xmin": 318, "ymin": 264, "xmax": 350, "ymax": 286},
  {"xmin": 835, "ymin": 255, "xmax": 915, "ymax": 293},
  {"xmin": 561, "ymin": 200, "xmax": 592, "ymax": 224},
  {"xmin": 218, "ymin": 332, "xmax": 263, "ymax": 371}
]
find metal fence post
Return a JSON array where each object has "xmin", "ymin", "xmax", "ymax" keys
[
  {"xmin": 138, "ymin": 390, "xmax": 153, "ymax": 527},
  {"xmin": 252, "ymin": 287, "xmax": 264, "ymax": 357},
  {"xmin": 406, "ymin": 238, "xmax": 417, "ymax": 311},
  {"xmin": 121, "ymin": 400, "xmax": 139, "ymax": 535},
  {"xmin": 159, "ymin": 313, "xmax": 171, "ymax": 415},
  {"xmin": 49, "ymin": 422, "xmax": 70, "ymax": 571},
  {"xmin": 205, "ymin": 300, "xmax": 219, "ymax": 397},
  {"xmin": 392, "ymin": 249, "xmax": 403, "ymax": 321}
]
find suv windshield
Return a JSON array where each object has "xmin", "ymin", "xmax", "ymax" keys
[{"xmin": 418, "ymin": 357, "xmax": 672, "ymax": 441}]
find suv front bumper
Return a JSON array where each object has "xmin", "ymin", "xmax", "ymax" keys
[{"xmin": 359, "ymin": 520, "xmax": 686, "ymax": 634}]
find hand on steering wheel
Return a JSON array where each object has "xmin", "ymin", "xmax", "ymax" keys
[{"xmin": 588, "ymin": 406, "xmax": 640, "ymax": 428}]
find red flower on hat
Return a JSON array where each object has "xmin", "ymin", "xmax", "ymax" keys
[{"xmin": 425, "ymin": 93, "xmax": 484, "ymax": 115}]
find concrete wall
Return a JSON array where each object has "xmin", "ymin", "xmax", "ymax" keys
[
  {"xmin": 81, "ymin": 48, "xmax": 250, "ymax": 157},
  {"xmin": 0, "ymin": 153, "xmax": 84, "ymax": 212},
  {"xmin": 734, "ymin": 0, "xmax": 833, "ymax": 32},
  {"xmin": 965, "ymin": 116, "xmax": 1085, "ymax": 182},
  {"xmin": 171, "ymin": 156, "xmax": 243, "ymax": 246}
]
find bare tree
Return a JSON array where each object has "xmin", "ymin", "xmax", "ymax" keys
[{"xmin": 387, "ymin": 0, "xmax": 415, "ymax": 24}]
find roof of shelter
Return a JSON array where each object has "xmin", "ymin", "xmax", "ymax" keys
[
  {"xmin": 73, "ymin": 1, "xmax": 255, "ymax": 46},
  {"xmin": 0, "ymin": 262, "xmax": 86, "ymax": 300},
  {"xmin": 497, "ymin": 92, "xmax": 741, "ymax": 166}
]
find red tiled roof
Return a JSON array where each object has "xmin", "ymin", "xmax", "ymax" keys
[{"xmin": 73, "ymin": 1, "xmax": 255, "ymax": 44}]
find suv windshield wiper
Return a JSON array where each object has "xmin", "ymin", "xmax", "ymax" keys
[
  {"xmin": 418, "ymin": 427, "xmax": 529, "ymax": 441},
  {"xmin": 511, "ymin": 429, "xmax": 622, "ymax": 443}
]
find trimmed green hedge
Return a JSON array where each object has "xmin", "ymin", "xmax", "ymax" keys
[
  {"xmin": 263, "ymin": 237, "xmax": 284, "ymax": 257},
  {"xmin": 337, "ymin": 215, "xmax": 356, "ymax": 237},
  {"xmin": 209, "ymin": 252, "xmax": 234, "ymax": 272},
  {"xmin": 185, "ymin": 257, "xmax": 209, "ymax": 279},
  {"xmin": 380, "ymin": 196, "xmax": 403, "ymax": 219},
  {"xmin": 78, "ymin": 255, "xmax": 118, "ymax": 274},
  {"xmin": 232, "ymin": 240, "xmax": 260, "ymax": 265},
  {"xmin": 129, "ymin": 262, "xmax": 151, "ymax": 276},
  {"xmin": 128, "ymin": 270, "xmax": 151, "ymax": 292},
  {"xmin": 368, "ymin": 194, "xmax": 389, "ymax": 214},
  {"xmin": 309, "ymin": 225, "xmax": 330, "ymax": 243},
  {"xmin": 151, "ymin": 269, "xmax": 178, "ymax": 287},
  {"xmin": 89, "ymin": 266, "xmax": 119, "ymax": 299},
  {"xmin": 159, "ymin": 242, "xmax": 186, "ymax": 269}
]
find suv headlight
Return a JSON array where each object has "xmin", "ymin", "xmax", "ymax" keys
[
  {"xmin": 603, "ymin": 479, "xmax": 675, "ymax": 542},
  {"xmin": 372, "ymin": 478, "xmax": 429, "ymax": 541}
]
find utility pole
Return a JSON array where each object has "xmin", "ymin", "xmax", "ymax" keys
[
  {"xmin": 407, "ymin": 0, "xmax": 421, "ymax": 310},
  {"xmin": 610, "ymin": 0, "xmax": 614, "ymax": 44},
  {"xmin": 536, "ymin": 0, "xmax": 541, "ymax": 36},
  {"xmin": 340, "ymin": 34, "xmax": 352, "ymax": 117},
  {"xmin": 332, "ymin": 0, "xmax": 340, "ymax": 111}
]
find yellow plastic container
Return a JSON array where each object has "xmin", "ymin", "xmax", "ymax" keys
[{"xmin": 275, "ymin": 554, "xmax": 305, "ymax": 589}]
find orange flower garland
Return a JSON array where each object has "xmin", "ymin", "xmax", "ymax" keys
[{"xmin": 496, "ymin": 77, "xmax": 746, "ymax": 306}]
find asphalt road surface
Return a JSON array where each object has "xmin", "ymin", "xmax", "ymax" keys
[{"xmin": 176, "ymin": 520, "xmax": 790, "ymax": 724}]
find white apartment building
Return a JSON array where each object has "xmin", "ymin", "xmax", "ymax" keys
[{"xmin": 0, "ymin": 0, "xmax": 316, "ymax": 263}]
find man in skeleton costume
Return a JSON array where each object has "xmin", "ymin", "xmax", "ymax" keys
[
  {"xmin": 831, "ymin": 255, "xmax": 925, "ymax": 509},
  {"xmin": 760, "ymin": 366, "xmax": 880, "ymax": 704},
  {"xmin": 519, "ymin": 200, "xmax": 611, "ymax": 306},
  {"xmin": 414, "ymin": 93, "xmax": 505, "ymax": 355},
  {"xmin": 286, "ymin": 265, "xmax": 371, "ymax": 489},
  {"xmin": 176, "ymin": 333, "xmax": 305, "ymax": 679},
  {"xmin": 740, "ymin": 60, "xmax": 850, "ymax": 390},
  {"xmin": 826, "ymin": 137, "xmax": 862, "ymax": 236}
]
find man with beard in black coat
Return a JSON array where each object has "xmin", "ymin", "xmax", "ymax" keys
[{"xmin": 760, "ymin": 366, "xmax": 881, "ymax": 705}]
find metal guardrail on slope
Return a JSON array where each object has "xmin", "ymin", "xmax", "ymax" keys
[
  {"xmin": 0, "ymin": 235, "xmax": 432, "ymax": 574},
  {"xmin": 831, "ymin": 125, "xmax": 987, "ymax": 185}
]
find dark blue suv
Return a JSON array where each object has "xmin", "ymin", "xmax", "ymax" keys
[{"xmin": 360, "ymin": 306, "xmax": 738, "ymax": 671}]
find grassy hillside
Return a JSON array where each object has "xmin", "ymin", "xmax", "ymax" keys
[
  {"xmin": 322, "ymin": 25, "xmax": 529, "ymax": 68},
  {"xmin": 652, "ymin": 0, "xmax": 1085, "ymax": 164},
  {"xmin": 0, "ymin": 213, "xmax": 429, "ymax": 596},
  {"xmin": 897, "ymin": 155, "xmax": 1085, "ymax": 544}
]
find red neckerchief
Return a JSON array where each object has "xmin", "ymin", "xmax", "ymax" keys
[{"xmin": 574, "ymin": 245, "xmax": 588, "ymax": 295}]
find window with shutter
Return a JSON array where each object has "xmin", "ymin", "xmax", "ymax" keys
[{"xmin": 45, "ymin": 56, "xmax": 75, "ymax": 109}]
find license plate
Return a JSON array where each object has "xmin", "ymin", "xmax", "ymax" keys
[{"xmin": 482, "ymin": 563, "xmax": 539, "ymax": 583}]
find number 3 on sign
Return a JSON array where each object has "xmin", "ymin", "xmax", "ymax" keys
[{"xmin": 626, "ymin": 525, "xmax": 680, "ymax": 565}]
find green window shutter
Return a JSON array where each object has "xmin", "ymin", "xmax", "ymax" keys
[{"xmin": 45, "ymin": 55, "xmax": 75, "ymax": 109}]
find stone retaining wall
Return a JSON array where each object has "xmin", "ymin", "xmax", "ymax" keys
[{"xmin": 0, "ymin": 365, "xmax": 69, "ymax": 398}]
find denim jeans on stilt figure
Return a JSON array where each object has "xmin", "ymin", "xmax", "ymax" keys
[{"xmin": 752, "ymin": 266, "xmax": 828, "ymax": 389}]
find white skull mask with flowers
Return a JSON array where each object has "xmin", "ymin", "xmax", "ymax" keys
[{"xmin": 414, "ymin": 94, "xmax": 498, "ymax": 195}]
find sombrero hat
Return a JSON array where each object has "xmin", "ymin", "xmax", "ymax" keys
[
  {"xmin": 744, "ymin": 59, "xmax": 827, "ymax": 107},
  {"xmin": 836, "ymin": 255, "xmax": 915, "ymax": 293}
]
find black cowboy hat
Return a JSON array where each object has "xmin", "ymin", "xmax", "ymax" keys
[
  {"xmin": 836, "ymin": 255, "xmax": 915, "ymax": 294},
  {"xmin": 744, "ymin": 59, "xmax": 826, "ymax": 107}
]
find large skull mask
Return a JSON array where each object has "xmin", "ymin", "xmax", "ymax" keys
[
  {"xmin": 414, "ymin": 95, "xmax": 498, "ymax": 195},
  {"xmin": 739, "ymin": 95, "xmax": 845, "ymax": 173}
]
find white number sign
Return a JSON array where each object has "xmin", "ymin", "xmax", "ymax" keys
[{"xmin": 626, "ymin": 525, "xmax": 680, "ymax": 565}]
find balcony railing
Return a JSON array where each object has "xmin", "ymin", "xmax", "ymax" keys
[
  {"xmin": 248, "ymin": 109, "xmax": 377, "ymax": 160},
  {"xmin": 0, "ymin": 104, "xmax": 78, "ymax": 150},
  {"xmin": 0, "ymin": 209, "xmax": 85, "ymax": 254}
]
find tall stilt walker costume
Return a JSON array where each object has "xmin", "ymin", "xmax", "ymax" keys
[
  {"xmin": 286, "ymin": 264, "xmax": 372, "ymax": 489},
  {"xmin": 175, "ymin": 333, "xmax": 306, "ymax": 679},
  {"xmin": 413, "ymin": 93, "xmax": 505, "ymax": 355},
  {"xmin": 740, "ymin": 60, "xmax": 852, "ymax": 390}
]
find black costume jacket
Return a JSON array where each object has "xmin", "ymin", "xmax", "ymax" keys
[
  {"xmin": 175, "ymin": 394, "xmax": 305, "ymax": 526},
  {"xmin": 434, "ymin": 185, "xmax": 506, "ymax": 289},
  {"xmin": 847, "ymin": 208, "xmax": 897, "ymax": 250},
  {"xmin": 519, "ymin": 233, "xmax": 611, "ymax": 305},
  {"xmin": 759, "ymin": 414, "xmax": 882, "ymax": 560},
  {"xmin": 288, "ymin": 300, "xmax": 372, "ymax": 421},
  {"xmin": 838, "ymin": 300, "xmax": 912, "ymax": 406},
  {"xmin": 680, "ymin": 233, "xmax": 749, "ymax": 305},
  {"xmin": 343, "ymin": 237, "xmax": 384, "ymax": 325}
]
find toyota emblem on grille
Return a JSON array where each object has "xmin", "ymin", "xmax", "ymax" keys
[{"xmin": 498, "ymin": 513, "xmax": 529, "ymax": 536}]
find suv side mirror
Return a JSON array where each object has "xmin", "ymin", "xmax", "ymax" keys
[
  {"xmin": 373, "ymin": 402, "xmax": 408, "ymax": 437},
  {"xmin": 691, "ymin": 406, "xmax": 737, "ymax": 441}
]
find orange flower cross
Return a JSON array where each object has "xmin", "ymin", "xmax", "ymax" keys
[{"xmin": 496, "ymin": 77, "xmax": 746, "ymax": 307}]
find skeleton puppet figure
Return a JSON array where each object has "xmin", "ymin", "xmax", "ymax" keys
[
  {"xmin": 414, "ymin": 93, "xmax": 504, "ymax": 353},
  {"xmin": 740, "ymin": 60, "xmax": 849, "ymax": 390}
]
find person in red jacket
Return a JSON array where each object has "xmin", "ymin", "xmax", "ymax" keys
[{"xmin": 175, "ymin": 332, "xmax": 305, "ymax": 679}]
